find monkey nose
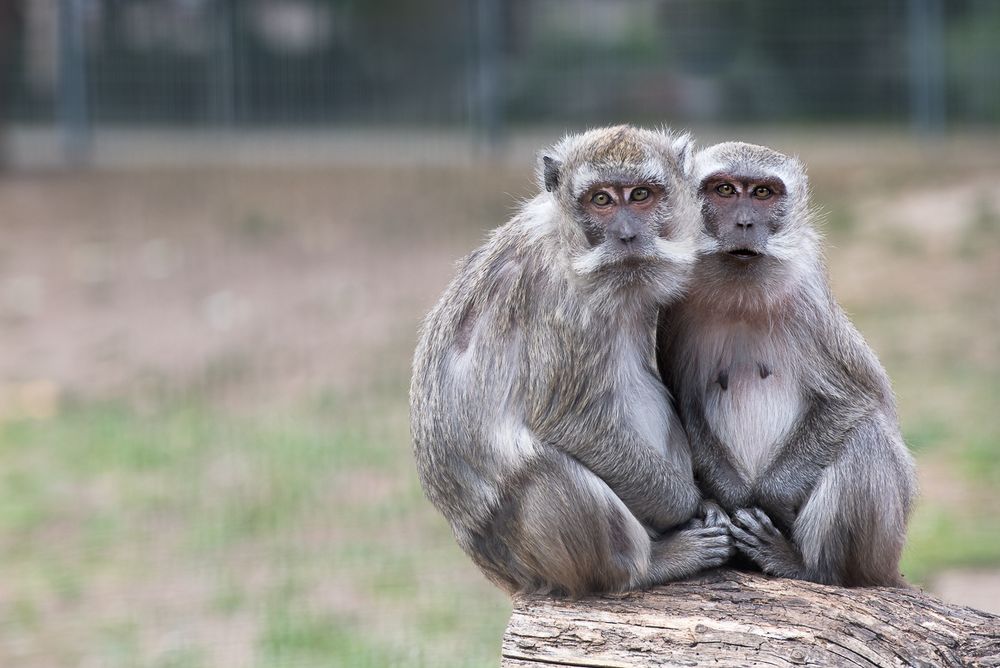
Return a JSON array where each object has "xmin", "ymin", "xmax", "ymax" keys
[{"xmin": 618, "ymin": 232, "xmax": 637, "ymax": 244}]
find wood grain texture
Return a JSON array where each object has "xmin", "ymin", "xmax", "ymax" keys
[{"xmin": 502, "ymin": 569, "xmax": 1000, "ymax": 667}]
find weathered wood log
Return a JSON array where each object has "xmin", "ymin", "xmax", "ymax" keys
[{"xmin": 502, "ymin": 569, "xmax": 1000, "ymax": 667}]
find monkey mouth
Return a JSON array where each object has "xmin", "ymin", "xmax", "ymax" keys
[
  {"xmin": 616, "ymin": 254, "xmax": 648, "ymax": 267},
  {"xmin": 726, "ymin": 248, "xmax": 761, "ymax": 260}
]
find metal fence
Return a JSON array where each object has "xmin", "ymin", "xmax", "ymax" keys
[{"xmin": 3, "ymin": 0, "xmax": 999, "ymax": 161}]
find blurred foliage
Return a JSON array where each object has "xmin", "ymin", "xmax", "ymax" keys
[{"xmin": 947, "ymin": 2, "xmax": 1000, "ymax": 122}]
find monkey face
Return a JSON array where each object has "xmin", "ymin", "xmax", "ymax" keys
[
  {"xmin": 576, "ymin": 180, "xmax": 666, "ymax": 252},
  {"xmin": 688, "ymin": 142, "xmax": 819, "ymax": 312},
  {"xmin": 565, "ymin": 172, "xmax": 697, "ymax": 287},
  {"xmin": 539, "ymin": 125, "xmax": 702, "ymax": 294},
  {"xmin": 699, "ymin": 172, "xmax": 788, "ymax": 268}
]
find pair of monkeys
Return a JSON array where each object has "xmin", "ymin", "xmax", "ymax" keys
[{"xmin": 410, "ymin": 125, "xmax": 916, "ymax": 596}]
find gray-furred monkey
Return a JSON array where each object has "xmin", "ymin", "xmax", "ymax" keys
[
  {"xmin": 410, "ymin": 125, "xmax": 732, "ymax": 597},
  {"xmin": 656, "ymin": 142, "xmax": 916, "ymax": 587}
]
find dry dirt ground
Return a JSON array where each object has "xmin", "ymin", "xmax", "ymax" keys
[
  {"xmin": 0, "ymin": 167, "xmax": 514, "ymax": 406},
  {"xmin": 2, "ymin": 132, "xmax": 998, "ymax": 410},
  {"xmin": 0, "ymin": 132, "xmax": 998, "ymax": 665}
]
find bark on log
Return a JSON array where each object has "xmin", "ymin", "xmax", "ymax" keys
[{"xmin": 502, "ymin": 569, "xmax": 1000, "ymax": 667}]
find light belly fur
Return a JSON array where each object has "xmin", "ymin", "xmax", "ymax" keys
[
  {"xmin": 704, "ymin": 364, "xmax": 801, "ymax": 480},
  {"xmin": 686, "ymin": 319, "xmax": 804, "ymax": 482}
]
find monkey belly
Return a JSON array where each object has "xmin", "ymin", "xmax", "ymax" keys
[{"xmin": 704, "ymin": 362, "xmax": 802, "ymax": 481}]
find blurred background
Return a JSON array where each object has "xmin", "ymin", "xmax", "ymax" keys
[{"xmin": 0, "ymin": 0, "xmax": 998, "ymax": 666}]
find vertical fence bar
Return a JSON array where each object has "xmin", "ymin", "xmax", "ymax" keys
[
  {"xmin": 474, "ymin": 0, "xmax": 503, "ymax": 152},
  {"xmin": 57, "ymin": 0, "xmax": 89, "ymax": 164},
  {"xmin": 210, "ymin": 0, "xmax": 237, "ymax": 127},
  {"xmin": 907, "ymin": 0, "xmax": 946, "ymax": 134}
]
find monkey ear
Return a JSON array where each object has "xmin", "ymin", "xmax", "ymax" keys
[
  {"xmin": 541, "ymin": 156, "xmax": 561, "ymax": 192},
  {"xmin": 671, "ymin": 133, "xmax": 695, "ymax": 178}
]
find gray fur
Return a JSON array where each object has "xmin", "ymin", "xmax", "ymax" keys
[
  {"xmin": 657, "ymin": 141, "xmax": 917, "ymax": 587},
  {"xmin": 411, "ymin": 125, "xmax": 731, "ymax": 597}
]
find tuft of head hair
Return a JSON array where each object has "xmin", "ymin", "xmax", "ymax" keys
[
  {"xmin": 537, "ymin": 125, "xmax": 693, "ymax": 200},
  {"xmin": 694, "ymin": 142, "xmax": 808, "ymax": 206},
  {"xmin": 527, "ymin": 125, "xmax": 702, "ymax": 305}
]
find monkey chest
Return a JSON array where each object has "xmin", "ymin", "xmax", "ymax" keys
[{"xmin": 702, "ymin": 360, "xmax": 803, "ymax": 482}]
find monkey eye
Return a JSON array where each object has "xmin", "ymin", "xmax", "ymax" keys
[
  {"xmin": 753, "ymin": 186, "xmax": 773, "ymax": 199},
  {"xmin": 630, "ymin": 187, "xmax": 650, "ymax": 202},
  {"xmin": 715, "ymin": 183, "xmax": 735, "ymax": 197},
  {"xmin": 591, "ymin": 191, "xmax": 613, "ymax": 206}
]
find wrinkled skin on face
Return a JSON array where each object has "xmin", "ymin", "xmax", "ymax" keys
[
  {"xmin": 699, "ymin": 172, "xmax": 787, "ymax": 264},
  {"xmin": 576, "ymin": 182, "xmax": 665, "ymax": 249}
]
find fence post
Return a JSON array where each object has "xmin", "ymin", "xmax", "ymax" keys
[
  {"xmin": 473, "ymin": 0, "xmax": 504, "ymax": 154},
  {"xmin": 209, "ymin": 0, "xmax": 237, "ymax": 127},
  {"xmin": 907, "ymin": 0, "xmax": 946, "ymax": 135},
  {"xmin": 57, "ymin": 0, "xmax": 90, "ymax": 165}
]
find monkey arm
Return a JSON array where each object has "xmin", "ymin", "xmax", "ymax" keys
[
  {"xmin": 754, "ymin": 303, "xmax": 891, "ymax": 526},
  {"xmin": 753, "ymin": 383, "xmax": 875, "ymax": 530},
  {"xmin": 556, "ymin": 434, "xmax": 702, "ymax": 534},
  {"xmin": 739, "ymin": 409, "xmax": 914, "ymax": 587}
]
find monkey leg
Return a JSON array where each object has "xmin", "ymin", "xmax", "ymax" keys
[
  {"xmin": 465, "ymin": 449, "xmax": 732, "ymax": 597},
  {"xmin": 794, "ymin": 415, "xmax": 913, "ymax": 586},
  {"xmin": 733, "ymin": 415, "xmax": 913, "ymax": 586}
]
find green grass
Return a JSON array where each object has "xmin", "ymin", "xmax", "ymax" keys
[
  {"xmin": 0, "ymin": 319, "xmax": 996, "ymax": 665},
  {"xmin": 903, "ymin": 508, "xmax": 1000, "ymax": 584},
  {"xmin": 0, "ymin": 397, "xmax": 509, "ymax": 667},
  {"xmin": 0, "ymin": 336, "xmax": 996, "ymax": 665},
  {"xmin": 258, "ymin": 601, "xmax": 416, "ymax": 668},
  {"xmin": 2, "ymin": 388, "xmax": 994, "ymax": 667}
]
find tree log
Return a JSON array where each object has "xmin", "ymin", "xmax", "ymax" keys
[{"xmin": 502, "ymin": 569, "xmax": 1000, "ymax": 667}]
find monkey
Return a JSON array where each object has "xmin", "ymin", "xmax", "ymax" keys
[
  {"xmin": 656, "ymin": 141, "xmax": 917, "ymax": 587},
  {"xmin": 410, "ymin": 125, "xmax": 733, "ymax": 597}
]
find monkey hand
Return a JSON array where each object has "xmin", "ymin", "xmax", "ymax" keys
[
  {"xmin": 697, "ymin": 499, "xmax": 732, "ymax": 529},
  {"xmin": 731, "ymin": 508, "xmax": 804, "ymax": 580},
  {"xmin": 660, "ymin": 523, "xmax": 734, "ymax": 572}
]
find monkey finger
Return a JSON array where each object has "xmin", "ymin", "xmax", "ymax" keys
[
  {"xmin": 703, "ymin": 539, "xmax": 734, "ymax": 554},
  {"xmin": 734, "ymin": 535, "xmax": 760, "ymax": 554},
  {"xmin": 699, "ymin": 500, "xmax": 730, "ymax": 527},
  {"xmin": 691, "ymin": 525, "xmax": 730, "ymax": 539},
  {"xmin": 729, "ymin": 524, "xmax": 762, "ymax": 550},
  {"xmin": 703, "ymin": 532, "xmax": 734, "ymax": 550},
  {"xmin": 732, "ymin": 508, "xmax": 764, "ymax": 533},
  {"xmin": 701, "ymin": 539, "xmax": 735, "ymax": 559},
  {"xmin": 703, "ymin": 551, "xmax": 732, "ymax": 568},
  {"xmin": 732, "ymin": 539, "xmax": 760, "ymax": 556},
  {"xmin": 684, "ymin": 527, "xmax": 732, "ymax": 558},
  {"xmin": 706, "ymin": 508, "xmax": 729, "ymax": 528},
  {"xmin": 750, "ymin": 507, "xmax": 782, "ymax": 536}
]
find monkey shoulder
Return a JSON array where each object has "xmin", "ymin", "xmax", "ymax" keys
[{"xmin": 428, "ymin": 235, "xmax": 554, "ymax": 353}]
